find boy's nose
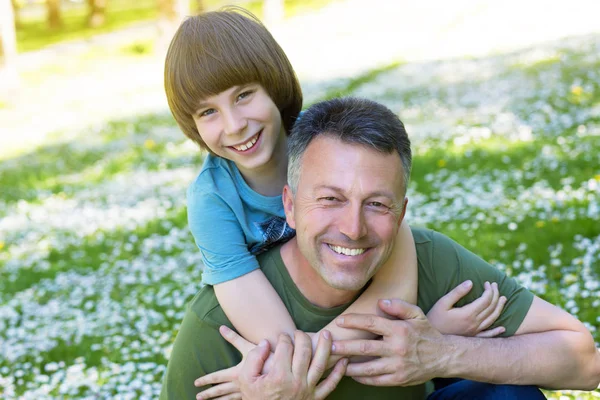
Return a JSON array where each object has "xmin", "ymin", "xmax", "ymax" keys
[{"xmin": 223, "ymin": 109, "xmax": 248, "ymax": 136}]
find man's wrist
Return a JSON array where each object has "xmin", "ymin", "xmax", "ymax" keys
[{"xmin": 434, "ymin": 334, "xmax": 463, "ymax": 379}]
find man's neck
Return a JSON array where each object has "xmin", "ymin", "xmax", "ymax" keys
[{"xmin": 280, "ymin": 238, "xmax": 360, "ymax": 309}]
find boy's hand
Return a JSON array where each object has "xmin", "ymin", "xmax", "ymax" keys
[
  {"xmin": 194, "ymin": 325, "xmax": 255, "ymax": 400},
  {"xmin": 427, "ymin": 281, "xmax": 507, "ymax": 337}
]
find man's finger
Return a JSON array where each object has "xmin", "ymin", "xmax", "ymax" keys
[
  {"xmin": 291, "ymin": 330, "xmax": 312, "ymax": 378},
  {"xmin": 307, "ymin": 330, "xmax": 332, "ymax": 387},
  {"xmin": 272, "ymin": 333, "xmax": 294, "ymax": 373},
  {"xmin": 331, "ymin": 339, "xmax": 388, "ymax": 357},
  {"xmin": 352, "ymin": 374, "xmax": 397, "ymax": 387},
  {"xmin": 194, "ymin": 365, "xmax": 238, "ymax": 387},
  {"xmin": 344, "ymin": 358, "xmax": 395, "ymax": 377},
  {"xmin": 219, "ymin": 325, "xmax": 256, "ymax": 356},
  {"xmin": 195, "ymin": 382, "xmax": 238, "ymax": 400},
  {"xmin": 436, "ymin": 280, "xmax": 473, "ymax": 309},
  {"xmin": 239, "ymin": 340, "xmax": 270, "ymax": 381},
  {"xmin": 335, "ymin": 314, "xmax": 392, "ymax": 336},
  {"xmin": 378, "ymin": 298, "xmax": 427, "ymax": 321},
  {"xmin": 314, "ymin": 358, "xmax": 348, "ymax": 400},
  {"xmin": 212, "ymin": 394, "xmax": 242, "ymax": 400}
]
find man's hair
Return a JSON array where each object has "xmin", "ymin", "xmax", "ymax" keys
[
  {"xmin": 164, "ymin": 7, "xmax": 302, "ymax": 151},
  {"xmin": 288, "ymin": 97, "xmax": 412, "ymax": 195}
]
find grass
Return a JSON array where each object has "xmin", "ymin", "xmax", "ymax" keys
[{"xmin": 1, "ymin": 30, "xmax": 599, "ymax": 400}]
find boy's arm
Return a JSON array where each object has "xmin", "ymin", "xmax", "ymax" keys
[{"xmin": 215, "ymin": 270, "xmax": 296, "ymax": 348}]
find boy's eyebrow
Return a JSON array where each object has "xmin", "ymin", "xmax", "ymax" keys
[{"xmin": 195, "ymin": 85, "xmax": 244, "ymax": 113}]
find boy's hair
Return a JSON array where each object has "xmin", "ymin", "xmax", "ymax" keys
[
  {"xmin": 164, "ymin": 7, "xmax": 303, "ymax": 150},
  {"xmin": 288, "ymin": 97, "xmax": 412, "ymax": 196}
]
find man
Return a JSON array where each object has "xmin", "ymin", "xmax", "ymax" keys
[{"xmin": 161, "ymin": 98, "xmax": 600, "ymax": 399}]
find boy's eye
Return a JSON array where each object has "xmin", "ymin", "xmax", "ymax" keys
[
  {"xmin": 198, "ymin": 108, "xmax": 216, "ymax": 118},
  {"xmin": 237, "ymin": 90, "xmax": 254, "ymax": 101}
]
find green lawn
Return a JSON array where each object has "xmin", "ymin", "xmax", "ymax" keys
[{"xmin": 1, "ymin": 31, "xmax": 599, "ymax": 399}]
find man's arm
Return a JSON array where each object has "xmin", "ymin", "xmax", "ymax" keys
[
  {"xmin": 443, "ymin": 295, "xmax": 600, "ymax": 390},
  {"xmin": 332, "ymin": 298, "xmax": 600, "ymax": 391}
]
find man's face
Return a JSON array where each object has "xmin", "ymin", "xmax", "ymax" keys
[{"xmin": 283, "ymin": 135, "xmax": 407, "ymax": 293}]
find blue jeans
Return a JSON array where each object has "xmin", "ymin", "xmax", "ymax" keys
[{"xmin": 428, "ymin": 378, "xmax": 546, "ymax": 399}]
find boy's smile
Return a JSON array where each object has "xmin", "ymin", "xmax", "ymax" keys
[{"xmin": 193, "ymin": 84, "xmax": 287, "ymax": 186}]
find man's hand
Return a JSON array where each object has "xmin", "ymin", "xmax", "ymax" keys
[
  {"xmin": 239, "ymin": 330, "xmax": 348, "ymax": 400},
  {"xmin": 331, "ymin": 298, "xmax": 449, "ymax": 386}
]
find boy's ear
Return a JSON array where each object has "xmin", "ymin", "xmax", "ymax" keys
[{"xmin": 282, "ymin": 185, "xmax": 296, "ymax": 229}]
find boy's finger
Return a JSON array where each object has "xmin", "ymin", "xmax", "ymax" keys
[
  {"xmin": 475, "ymin": 325, "xmax": 506, "ymax": 338},
  {"xmin": 272, "ymin": 333, "xmax": 294, "ymax": 373},
  {"xmin": 195, "ymin": 365, "xmax": 238, "ymax": 387},
  {"xmin": 315, "ymin": 358, "xmax": 348, "ymax": 400},
  {"xmin": 461, "ymin": 281, "xmax": 493, "ymax": 315},
  {"xmin": 307, "ymin": 330, "xmax": 332, "ymax": 387},
  {"xmin": 477, "ymin": 295, "xmax": 507, "ymax": 331},
  {"xmin": 436, "ymin": 280, "xmax": 473, "ymax": 309},
  {"xmin": 219, "ymin": 325, "xmax": 255, "ymax": 356},
  {"xmin": 195, "ymin": 382, "xmax": 238, "ymax": 400},
  {"xmin": 478, "ymin": 282, "xmax": 500, "ymax": 320},
  {"xmin": 291, "ymin": 330, "xmax": 312, "ymax": 378}
]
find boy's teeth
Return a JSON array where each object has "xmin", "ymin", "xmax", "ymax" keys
[
  {"xmin": 234, "ymin": 134, "xmax": 259, "ymax": 151},
  {"xmin": 328, "ymin": 245, "xmax": 366, "ymax": 256}
]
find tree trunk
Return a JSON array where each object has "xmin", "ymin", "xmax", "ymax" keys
[
  {"xmin": 156, "ymin": 0, "xmax": 190, "ymax": 50},
  {"xmin": 47, "ymin": 0, "xmax": 63, "ymax": 30},
  {"xmin": 87, "ymin": 0, "xmax": 108, "ymax": 28},
  {"xmin": 263, "ymin": 0, "xmax": 284, "ymax": 27},
  {"xmin": 0, "ymin": 0, "xmax": 20, "ymax": 93}
]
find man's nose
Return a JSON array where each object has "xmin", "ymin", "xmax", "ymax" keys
[
  {"xmin": 339, "ymin": 203, "xmax": 368, "ymax": 241},
  {"xmin": 222, "ymin": 108, "xmax": 248, "ymax": 136}
]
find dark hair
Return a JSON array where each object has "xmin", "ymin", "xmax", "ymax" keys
[
  {"xmin": 288, "ymin": 97, "xmax": 412, "ymax": 194},
  {"xmin": 164, "ymin": 7, "xmax": 302, "ymax": 151}
]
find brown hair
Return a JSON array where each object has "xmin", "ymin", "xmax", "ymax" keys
[{"xmin": 164, "ymin": 7, "xmax": 303, "ymax": 150}]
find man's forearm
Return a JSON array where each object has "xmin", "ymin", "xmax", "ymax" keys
[{"xmin": 442, "ymin": 330, "xmax": 600, "ymax": 390}]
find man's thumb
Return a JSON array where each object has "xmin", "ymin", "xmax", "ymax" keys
[
  {"xmin": 378, "ymin": 298, "xmax": 425, "ymax": 320},
  {"xmin": 241, "ymin": 340, "xmax": 271, "ymax": 379}
]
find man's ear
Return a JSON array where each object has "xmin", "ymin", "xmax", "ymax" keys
[
  {"xmin": 282, "ymin": 185, "xmax": 296, "ymax": 229},
  {"xmin": 397, "ymin": 197, "xmax": 408, "ymax": 228}
]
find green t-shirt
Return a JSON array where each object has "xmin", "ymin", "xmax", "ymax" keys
[{"xmin": 160, "ymin": 228, "xmax": 534, "ymax": 400}]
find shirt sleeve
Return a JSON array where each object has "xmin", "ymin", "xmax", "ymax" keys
[
  {"xmin": 187, "ymin": 186, "xmax": 260, "ymax": 285},
  {"xmin": 429, "ymin": 231, "xmax": 534, "ymax": 337}
]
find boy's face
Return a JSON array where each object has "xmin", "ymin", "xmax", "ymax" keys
[{"xmin": 193, "ymin": 84, "xmax": 285, "ymax": 175}]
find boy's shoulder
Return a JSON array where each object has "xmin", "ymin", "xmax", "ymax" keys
[{"xmin": 189, "ymin": 154, "xmax": 237, "ymax": 195}]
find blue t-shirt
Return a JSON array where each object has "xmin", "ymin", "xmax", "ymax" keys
[{"xmin": 187, "ymin": 155, "xmax": 296, "ymax": 285}]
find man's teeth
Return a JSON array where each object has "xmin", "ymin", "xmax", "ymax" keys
[
  {"xmin": 233, "ymin": 134, "xmax": 259, "ymax": 151},
  {"xmin": 328, "ymin": 245, "xmax": 366, "ymax": 256}
]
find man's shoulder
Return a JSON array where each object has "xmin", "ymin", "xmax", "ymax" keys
[{"xmin": 186, "ymin": 285, "xmax": 231, "ymax": 330}]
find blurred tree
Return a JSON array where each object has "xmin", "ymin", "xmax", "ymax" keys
[
  {"xmin": 10, "ymin": 0, "xmax": 21, "ymax": 29},
  {"xmin": 195, "ymin": 0, "xmax": 204, "ymax": 14},
  {"xmin": 263, "ymin": 0, "xmax": 284, "ymax": 26},
  {"xmin": 0, "ymin": 0, "xmax": 19, "ymax": 92},
  {"xmin": 87, "ymin": 0, "xmax": 108, "ymax": 28},
  {"xmin": 47, "ymin": 0, "xmax": 63, "ymax": 29}
]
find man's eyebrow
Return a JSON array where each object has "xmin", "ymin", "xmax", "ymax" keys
[{"xmin": 314, "ymin": 185, "xmax": 397, "ymax": 199}]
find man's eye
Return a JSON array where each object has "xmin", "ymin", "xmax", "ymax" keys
[
  {"xmin": 370, "ymin": 201, "xmax": 388, "ymax": 208},
  {"xmin": 319, "ymin": 197, "xmax": 338, "ymax": 202}
]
